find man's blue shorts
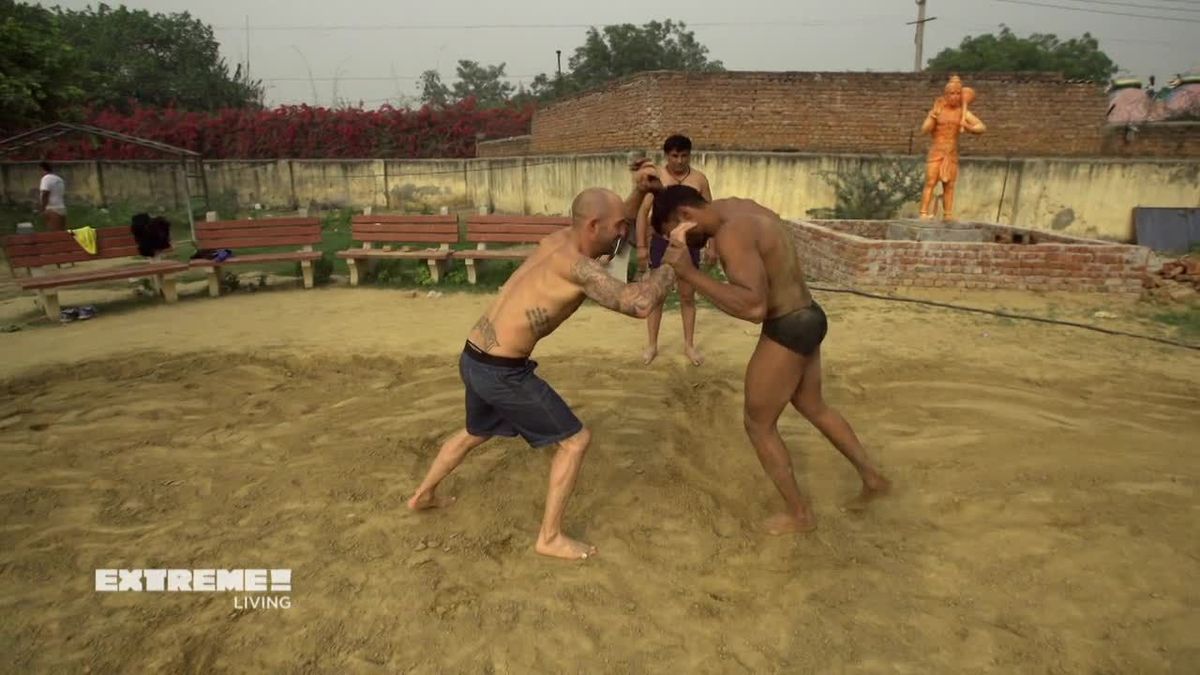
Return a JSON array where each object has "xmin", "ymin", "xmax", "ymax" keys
[{"xmin": 459, "ymin": 342, "xmax": 583, "ymax": 448}]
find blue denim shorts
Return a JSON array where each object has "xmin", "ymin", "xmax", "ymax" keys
[{"xmin": 459, "ymin": 342, "xmax": 583, "ymax": 448}]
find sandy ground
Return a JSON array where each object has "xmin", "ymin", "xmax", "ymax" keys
[{"xmin": 1, "ymin": 277, "xmax": 1198, "ymax": 674}]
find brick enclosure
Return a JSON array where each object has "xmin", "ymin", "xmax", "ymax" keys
[
  {"xmin": 790, "ymin": 220, "xmax": 1151, "ymax": 293},
  {"xmin": 525, "ymin": 71, "xmax": 1198, "ymax": 158}
]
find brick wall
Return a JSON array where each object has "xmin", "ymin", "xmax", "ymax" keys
[
  {"xmin": 477, "ymin": 135, "xmax": 532, "ymax": 158},
  {"xmin": 791, "ymin": 221, "xmax": 1150, "ymax": 293},
  {"xmin": 529, "ymin": 76, "xmax": 662, "ymax": 154},
  {"xmin": 789, "ymin": 222, "xmax": 866, "ymax": 286},
  {"xmin": 810, "ymin": 220, "xmax": 890, "ymax": 240},
  {"xmin": 1100, "ymin": 122, "xmax": 1200, "ymax": 158},
  {"xmin": 525, "ymin": 71, "xmax": 1198, "ymax": 159}
]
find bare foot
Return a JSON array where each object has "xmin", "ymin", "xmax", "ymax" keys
[
  {"xmin": 684, "ymin": 344, "xmax": 704, "ymax": 366},
  {"xmin": 763, "ymin": 511, "xmax": 816, "ymax": 535},
  {"xmin": 406, "ymin": 491, "xmax": 456, "ymax": 511},
  {"xmin": 845, "ymin": 475, "xmax": 891, "ymax": 512},
  {"xmin": 535, "ymin": 534, "xmax": 597, "ymax": 561},
  {"xmin": 642, "ymin": 345, "xmax": 658, "ymax": 365}
]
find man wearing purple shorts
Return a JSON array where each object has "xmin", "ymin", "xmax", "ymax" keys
[{"xmin": 635, "ymin": 134, "xmax": 713, "ymax": 366}]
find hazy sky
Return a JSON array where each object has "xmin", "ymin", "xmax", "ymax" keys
[{"xmin": 39, "ymin": 0, "xmax": 1200, "ymax": 107}]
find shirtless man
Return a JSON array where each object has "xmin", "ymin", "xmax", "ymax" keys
[
  {"xmin": 406, "ymin": 177, "xmax": 676, "ymax": 561},
  {"xmin": 648, "ymin": 174, "xmax": 891, "ymax": 534},
  {"xmin": 636, "ymin": 134, "xmax": 713, "ymax": 366}
]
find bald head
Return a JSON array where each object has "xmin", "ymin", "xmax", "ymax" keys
[{"xmin": 571, "ymin": 187, "xmax": 622, "ymax": 226}]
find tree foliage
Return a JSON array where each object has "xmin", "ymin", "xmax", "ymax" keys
[
  {"xmin": 57, "ymin": 3, "xmax": 263, "ymax": 111},
  {"xmin": 927, "ymin": 26, "xmax": 1118, "ymax": 82},
  {"xmin": 530, "ymin": 20, "xmax": 724, "ymax": 101},
  {"xmin": 0, "ymin": 0, "xmax": 86, "ymax": 132},
  {"xmin": 420, "ymin": 60, "xmax": 516, "ymax": 108},
  {"xmin": 0, "ymin": 1, "xmax": 262, "ymax": 133}
]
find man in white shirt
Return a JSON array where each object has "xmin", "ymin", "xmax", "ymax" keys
[{"xmin": 39, "ymin": 162, "xmax": 67, "ymax": 231}]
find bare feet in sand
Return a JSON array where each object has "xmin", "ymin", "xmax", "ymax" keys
[
  {"xmin": 685, "ymin": 344, "xmax": 704, "ymax": 366},
  {"xmin": 535, "ymin": 534, "xmax": 597, "ymax": 561},
  {"xmin": 845, "ymin": 474, "xmax": 892, "ymax": 511},
  {"xmin": 406, "ymin": 491, "xmax": 457, "ymax": 511},
  {"xmin": 763, "ymin": 511, "xmax": 817, "ymax": 535},
  {"xmin": 642, "ymin": 345, "xmax": 658, "ymax": 365}
]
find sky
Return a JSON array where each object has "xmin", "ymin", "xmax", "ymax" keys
[{"xmin": 38, "ymin": 0, "xmax": 1200, "ymax": 107}]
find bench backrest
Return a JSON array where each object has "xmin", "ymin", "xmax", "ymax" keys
[
  {"xmin": 464, "ymin": 215, "xmax": 571, "ymax": 244},
  {"xmin": 2, "ymin": 228, "xmax": 144, "ymax": 269},
  {"xmin": 195, "ymin": 217, "xmax": 322, "ymax": 250},
  {"xmin": 349, "ymin": 214, "xmax": 458, "ymax": 245}
]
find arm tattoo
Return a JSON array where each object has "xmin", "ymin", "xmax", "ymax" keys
[
  {"xmin": 526, "ymin": 307, "xmax": 552, "ymax": 338},
  {"xmin": 472, "ymin": 314, "xmax": 500, "ymax": 351},
  {"xmin": 570, "ymin": 257, "xmax": 676, "ymax": 317}
]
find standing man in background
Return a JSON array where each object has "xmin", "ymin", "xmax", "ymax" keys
[
  {"xmin": 38, "ymin": 162, "xmax": 68, "ymax": 231},
  {"xmin": 636, "ymin": 134, "xmax": 714, "ymax": 366}
]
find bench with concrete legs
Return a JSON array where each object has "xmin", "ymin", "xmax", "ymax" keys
[
  {"xmin": 190, "ymin": 217, "xmax": 323, "ymax": 296},
  {"xmin": 455, "ymin": 215, "xmax": 570, "ymax": 284},
  {"xmin": 336, "ymin": 214, "xmax": 458, "ymax": 285},
  {"xmin": 2, "ymin": 229, "xmax": 187, "ymax": 320}
]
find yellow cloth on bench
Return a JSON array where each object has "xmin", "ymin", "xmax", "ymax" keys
[{"xmin": 69, "ymin": 226, "xmax": 98, "ymax": 255}]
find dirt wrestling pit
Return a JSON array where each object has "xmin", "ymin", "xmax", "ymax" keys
[{"xmin": 0, "ymin": 289, "xmax": 1197, "ymax": 673}]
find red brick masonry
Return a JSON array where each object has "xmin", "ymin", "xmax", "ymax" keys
[{"xmin": 790, "ymin": 220, "xmax": 1151, "ymax": 293}]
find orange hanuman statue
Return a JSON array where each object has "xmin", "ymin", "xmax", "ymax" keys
[{"xmin": 920, "ymin": 75, "xmax": 986, "ymax": 221}]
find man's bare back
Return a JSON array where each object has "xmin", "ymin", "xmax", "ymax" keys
[{"xmin": 704, "ymin": 198, "xmax": 813, "ymax": 320}]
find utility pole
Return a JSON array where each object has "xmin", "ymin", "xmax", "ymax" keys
[
  {"xmin": 908, "ymin": 0, "xmax": 937, "ymax": 72},
  {"xmin": 245, "ymin": 15, "xmax": 251, "ymax": 80},
  {"xmin": 555, "ymin": 49, "xmax": 563, "ymax": 96}
]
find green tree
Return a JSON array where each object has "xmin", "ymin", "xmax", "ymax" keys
[
  {"xmin": 451, "ymin": 60, "xmax": 515, "ymax": 107},
  {"xmin": 927, "ymin": 26, "xmax": 1118, "ymax": 82},
  {"xmin": 531, "ymin": 20, "xmax": 724, "ymax": 100},
  {"xmin": 420, "ymin": 60, "xmax": 515, "ymax": 108},
  {"xmin": 419, "ymin": 70, "xmax": 451, "ymax": 107},
  {"xmin": 0, "ymin": 0, "xmax": 86, "ymax": 132},
  {"xmin": 56, "ymin": 3, "xmax": 263, "ymax": 111}
]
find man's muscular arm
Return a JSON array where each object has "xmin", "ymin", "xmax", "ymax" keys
[
  {"xmin": 697, "ymin": 173, "xmax": 713, "ymax": 202},
  {"xmin": 672, "ymin": 232, "xmax": 768, "ymax": 323},
  {"xmin": 635, "ymin": 193, "xmax": 653, "ymax": 274},
  {"xmin": 571, "ymin": 257, "xmax": 675, "ymax": 319},
  {"xmin": 625, "ymin": 159, "xmax": 663, "ymax": 223}
]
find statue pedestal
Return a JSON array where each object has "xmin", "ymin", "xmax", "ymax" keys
[{"xmin": 887, "ymin": 220, "xmax": 986, "ymax": 243}]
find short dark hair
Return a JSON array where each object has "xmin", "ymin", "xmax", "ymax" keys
[
  {"xmin": 662, "ymin": 134, "xmax": 692, "ymax": 154},
  {"xmin": 651, "ymin": 184, "xmax": 706, "ymax": 234},
  {"xmin": 39, "ymin": 161, "xmax": 52, "ymax": 172}
]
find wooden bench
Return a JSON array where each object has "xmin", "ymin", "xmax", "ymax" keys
[
  {"xmin": 2, "ymin": 228, "xmax": 188, "ymax": 320},
  {"xmin": 191, "ymin": 217, "xmax": 323, "ymax": 296},
  {"xmin": 336, "ymin": 214, "xmax": 458, "ymax": 285},
  {"xmin": 456, "ymin": 215, "xmax": 570, "ymax": 284}
]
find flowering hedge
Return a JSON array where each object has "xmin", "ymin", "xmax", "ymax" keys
[{"xmin": 25, "ymin": 99, "xmax": 533, "ymax": 160}]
